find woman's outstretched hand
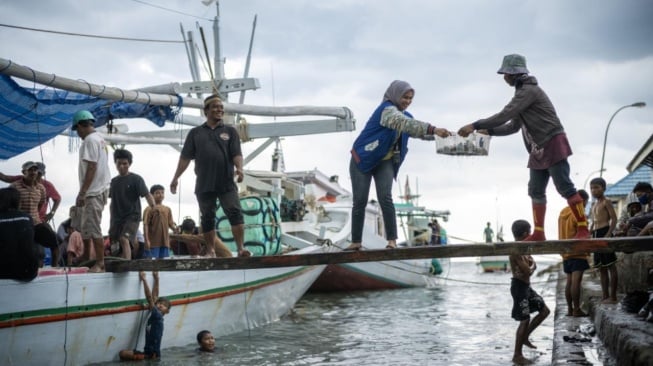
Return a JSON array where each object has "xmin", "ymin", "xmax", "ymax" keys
[{"xmin": 433, "ymin": 128, "xmax": 451, "ymax": 138}]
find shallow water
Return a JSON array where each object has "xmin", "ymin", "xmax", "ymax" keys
[{"xmin": 99, "ymin": 260, "xmax": 560, "ymax": 366}]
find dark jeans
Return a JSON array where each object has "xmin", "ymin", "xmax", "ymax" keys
[
  {"xmin": 350, "ymin": 157, "xmax": 397, "ymax": 243},
  {"xmin": 528, "ymin": 159, "xmax": 576, "ymax": 204}
]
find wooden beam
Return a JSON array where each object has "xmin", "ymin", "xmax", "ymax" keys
[{"xmin": 105, "ymin": 237, "xmax": 653, "ymax": 272}]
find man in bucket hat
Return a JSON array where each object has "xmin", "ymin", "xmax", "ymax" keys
[{"xmin": 458, "ymin": 54, "xmax": 589, "ymax": 242}]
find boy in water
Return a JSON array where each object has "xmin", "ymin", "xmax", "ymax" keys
[
  {"xmin": 142, "ymin": 185, "xmax": 177, "ymax": 259},
  {"xmin": 509, "ymin": 219, "xmax": 550, "ymax": 365},
  {"xmin": 196, "ymin": 330, "xmax": 216, "ymax": 352},
  {"xmin": 119, "ymin": 271, "xmax": 171, "ymax": 361},
  {"xmin": 589, "ymin": 177, "xmax": 618, "ymax": 304},
  {"xmin": 558, "ymin": 189, "xmax": 590, "ymax": 317}
]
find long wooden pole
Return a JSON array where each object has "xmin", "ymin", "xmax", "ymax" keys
[
  {"xmin": 0, "ymin": 57, "xmax": 352, "ymax": 118},
  {"xmin": 105, "ymin": 237, "xmax": 653, "ymax": 272}
]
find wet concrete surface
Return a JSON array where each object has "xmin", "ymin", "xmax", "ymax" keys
[{"xmin": 552, "ymin": 267, "xmax": 653, "ymax": 366}]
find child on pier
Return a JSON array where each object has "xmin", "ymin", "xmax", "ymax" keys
[
  {"xmin": 558, "ymin": 189, "xmax": 591, "ymax": 317},
  {"xmin": 509, "ymin": 220, "xmax": 550, "ymax": 365},
  {"xmin": 589, "ymin": 177, "xmax": 619, "ymax": 304},
  {"xmin": 119, "ymin": 271, "xmax": 171, "ymax": 361}
]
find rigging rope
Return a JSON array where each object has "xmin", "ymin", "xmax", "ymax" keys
[
  {"xmin": 130, "ymin": 0, "xmax": 213, "ymax": 21},
  {"xmin": 0, "ymin": 23, "xmax": 185, "ymax": 44}
]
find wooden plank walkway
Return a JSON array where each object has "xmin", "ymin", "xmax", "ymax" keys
[{"xmin": 104, "ymin": 237, "xmax": 653, "ymax": 272}]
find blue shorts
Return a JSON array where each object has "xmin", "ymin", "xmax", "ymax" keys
[
  {"xmin": 144, "ymin": 247, "xmax": 170, "ymax": 259},
  {"xmin": 563, "ymin": 258, "xmax": 590, "ymax": 274}
]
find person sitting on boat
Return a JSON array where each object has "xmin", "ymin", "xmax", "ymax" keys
[
  {"xmin": 0, "ymin": 187, "xmax": 40, "ymax": 281},
  {"xmin": 171, "ymin": 217, "xmax": 232, "ymax": 258},
  {"xmin": 196, "ymin": 330, "xmax": 216, "ymax": 353},
  {"xmin": 170, "ymin": 94, "xmax": 251, "ymax": 257},
  {"xmin": 346, "ymin": 80, "xmax": 450, "ymax": 251},
  {"xmin": 119, "ymin": 271, "xmax": 171, "ymax": 361},
  {"xmin": 508, "ymin": 219, "xmax": 550, "ymax": 365},
  {"xmin": 63, "ymin": 207, "xmax": 96, "ymax": 266},
  {"xmin": 9, "ymin": 161, "xmax": 60, "ymax": 267}
]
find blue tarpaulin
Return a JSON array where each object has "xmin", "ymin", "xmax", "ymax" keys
[{"xmin": 0, "ymin": 75, "xmax": 179, "ymax": 159}]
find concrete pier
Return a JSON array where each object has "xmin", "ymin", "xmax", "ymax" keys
[{"xmin": 552, "ymin": 252, "xmax": 653, "ymax": 365}]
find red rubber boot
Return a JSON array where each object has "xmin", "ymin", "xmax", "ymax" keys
[
  {"xmin": 567, "ymin": 193, "xmax": 590, "ymax": 239},
  {"xmin": 524, "ymin": 202, "xmax": 546, "ymax": 241}
]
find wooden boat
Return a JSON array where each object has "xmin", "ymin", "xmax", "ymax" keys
[
  {"xmin": 0, "ymin": 166, "xmax": 354, "ymax": 365},
  {"xmin": 477, "ymin": 255, "xmax": 510, "ymax": 272},
  {"xmin": 478, "ymin": 226, "xmax": 510, "ymax": 272},
  {"xmin": 287, "ymin": 173, "xmax": 452, "ymax": 292},
  {"xmin": 0, "ymin": 3, "xmax": 356, "ymax": 364},
  {"xmin": 0, "ymin": 248, "xmax": 327, "ymax": 365}
]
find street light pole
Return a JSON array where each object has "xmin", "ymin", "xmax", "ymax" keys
[{"xmin": 599, "ymin": 102, "xmax": 646, "ymax": 177}]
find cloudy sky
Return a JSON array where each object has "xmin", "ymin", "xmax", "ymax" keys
[{"xmin": 1, "ymin": 0, "xmax": 652, "ymax": 244}]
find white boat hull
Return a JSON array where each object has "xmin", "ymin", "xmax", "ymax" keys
[{"xmin": 0, "ymin": 246, "xmax": 327, "ymax": 365}]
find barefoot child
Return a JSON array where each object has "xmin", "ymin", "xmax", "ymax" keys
[
  {"xmin": 196, "ymin": 330, "xmax": 216, "ymax": 352},
  {"xmin": 142, "ymin": 185, "xmax": 177, "ymax": 258},
  {"xmin": 589, "ymin": 177, "xmax": 619, "ymax": 304},
  {"xmin": 558, "ymin": 189, "xmax": 591, "ymax": 317},
  {"xmin": 509, "ymin": 220, "xmax": 551, "ymax": 365},
  {"xmin": 119, "ymin": 271, "xmax": 171, "ymax": 361}
]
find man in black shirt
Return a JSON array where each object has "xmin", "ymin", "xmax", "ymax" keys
[{"xmin": 170, "ymin": 95, "xmax": 250, "ymax": 257}]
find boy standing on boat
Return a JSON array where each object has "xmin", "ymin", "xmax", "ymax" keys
[
  {"xmin": 109, "ymin": 149, "xmax": 155, "ymax": 260},
  {"xmin": 509, "ymin": 219, "xmax": 550, "ymax": 365},
  {"xmin": 119, "ymin": 271, "xmax": 171, "ymax": 361},
  {"xmin": 458, "ymin": 54, "xmax": 590, "ymax": 242},
  {"xmin": 72, "ymin": 110, "xmax": 111, "ymax": 272},
  {"xmin": 142, "ymin": 185, "xmax": 177, "ymax": 258},
  {"xmin": 170, "ymin": 94, "xmax": 250, "ymax": 257}
]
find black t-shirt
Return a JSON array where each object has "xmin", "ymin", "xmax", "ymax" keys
[
  {"xmin": 109, "ymin": 173, "xmax": 149, "ymax": 225},
  {"xmin": 181, "ymin": 122, "xmax": 242, "ymax": 194},
  {"xmin": 0, "ymin": 211, "xmax": 39, "ymax": 281}
]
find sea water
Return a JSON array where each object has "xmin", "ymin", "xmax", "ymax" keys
[{"xmin": 99, "ymin": 260, "xmax": 561, "ymax": 366}]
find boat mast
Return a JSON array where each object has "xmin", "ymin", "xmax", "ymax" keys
[{"xmin": 212, "ymin": 0, "xmax": 225, "ymax": 86}]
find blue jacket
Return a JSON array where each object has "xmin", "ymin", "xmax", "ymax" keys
[{"xmin": 351, "ymin": 101, "xmax": 411, "ymax": 177}]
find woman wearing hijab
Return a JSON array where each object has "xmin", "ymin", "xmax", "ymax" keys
[{"xmin": 347, "ymin": 80, "xmax": 450, "ymax": 250}]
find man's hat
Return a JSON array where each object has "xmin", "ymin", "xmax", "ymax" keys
[
  {"xmin": 497, "ymin": 54, "xmax": 530, "ymax": 75},
  {"xmin": 72, "ymin": 110, "xmax": 96, "ymax": 130},
  {"xmin": 22, "ymin": 161, "xmax": 39, "ymax": 171}
]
